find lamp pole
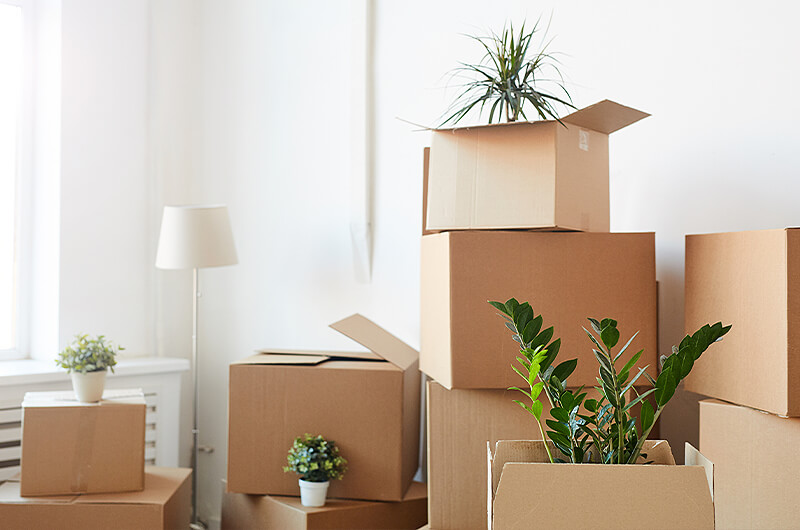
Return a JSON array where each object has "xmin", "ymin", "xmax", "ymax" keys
[{"xmin": 189, "ymin": 267, "xmax": 204, "ymax": 530}]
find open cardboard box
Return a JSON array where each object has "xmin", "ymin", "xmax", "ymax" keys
[
  {"xmin": 421, "ymin": 230, "xmax": 657, "ymax": 389},
  {"xmin": 426, "ymin": 381, "xmax": 658, "ymax": 530},
  {"xmin": 425, "ymin": 99, "xmax": 649, "ymax": 231},
  {"xmin": 20, "ymin": 389, "xmax": 146, "ymax": 496},
  {"xmin": 487, "ymin": 440, "xmax": 714, "ymax": 529},
  {"xmin": 685, "ymin": 228, "xmax": 800, "ymax": 416},
  {"xmin": 227, "ymin": 314, "xmax": 420, "ymax": 502},
  {"xmin": 700, "ymin": 398, "xmax": 800, "ymax": 528},
  {"xmin": 0, "ymin": 467, "xmax": 190, "ymax": 530},
  {"xmin": 221, "ymin": 480, "xmax": 428, "ymax": 530}
]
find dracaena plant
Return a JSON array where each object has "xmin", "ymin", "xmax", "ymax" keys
[
  {"xmin": 490, "ymin": 298, "xmax": 730, "ymax": 464},
  {"xmin": 441, "ymin": 18, "xmax": 575, "ymax": 126}
]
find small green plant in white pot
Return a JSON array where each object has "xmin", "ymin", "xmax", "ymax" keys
[
  {"xmin": 55, "ymin": 334, "xmax": 122, "ymax": 402},
  {"xmin": 283, "ymin": 434, "xmax": 347, "ymax": 507}
]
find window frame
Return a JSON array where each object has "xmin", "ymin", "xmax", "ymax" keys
[{"xmin": 0, "ymin": 0, "xmax": 33, "ymax": 360}]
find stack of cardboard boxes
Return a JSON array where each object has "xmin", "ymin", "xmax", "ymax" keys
[
  {"xmin": 0, "ymin": 389, "xmax": 191, "ymax": 529},
  {"xmin": 224, "ymin": 314, "xmax": 428, "ymax": 529},
  {"xmin": 420, "ymin": 101, "xmax": 659, "ymax": 529},
  {"xmin": 686, "ymin": 228, "xmax": 800, "ymax": 528}
]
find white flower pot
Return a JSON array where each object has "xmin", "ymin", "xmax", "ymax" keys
[
  {"xmin": 298, "ymin": 479, "xmax": 329, "ymax": 507},
  {"xmin": 70, "ymin": 370, "xmax": 107, "ymax": 402}
]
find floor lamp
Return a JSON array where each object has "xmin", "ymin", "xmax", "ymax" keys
[{"xmin": 155, "ymin": 205, "xmax": 238, "ymax": 529}]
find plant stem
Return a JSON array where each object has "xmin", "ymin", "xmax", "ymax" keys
[
  {"xmin": 535, "ymin": 415, "xmax": 554, "ymax": 464},
  {"xmin": 627, "ymin": 406, "xmax": 664, "ymax": 464}
]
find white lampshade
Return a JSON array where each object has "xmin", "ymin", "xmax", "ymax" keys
[{"xmin": 155, "ymin": 205, "xmax": 238, "ymax": 269}]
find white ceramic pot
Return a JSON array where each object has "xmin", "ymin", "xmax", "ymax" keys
[
  {"xmin": 298, "ymin": 479, "xmax": 329, "ymax": 507},
  {"xmin": 71, "ymin": 370, "xmax": 107, "ymax": 402}
]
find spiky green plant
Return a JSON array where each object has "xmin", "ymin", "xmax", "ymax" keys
[
  {"xmin": 442, "ymin": 19, "xmax": 574, "ymax": 126},
  {"xmin": 490, "ymin": 298, "xmax": 730, "ymax": 464}
]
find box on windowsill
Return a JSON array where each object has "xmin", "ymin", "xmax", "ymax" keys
[
  {"xmin": 227, "ymin": 314, "xmax": 420, "ymax": 502},
  {"xmin": 0, "ymin": 466, "xmax": 190, "ymax": 530},
  {"xmin": 425, "ymin": 100, "xmax": 649, "ymax": 232},
  {"xmin": 20, "ymin": 389, "xmax": 146, "ymax": 496},
  {"xmin": 221, "ymin": 480, "xmax": 428, "ymax": 530}
]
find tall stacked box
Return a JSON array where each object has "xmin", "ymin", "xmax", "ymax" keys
[{"xmin": 685, "ymin": 228, "xmax": 800, "ymax": 416}]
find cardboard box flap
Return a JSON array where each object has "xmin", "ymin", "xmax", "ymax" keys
[
  {"xmin": 254, "ymin": 347, "xmax": 382, "ymax": 362},
  {"xmin": 685, "ymin": 442, "xmax": 714, "ymax": 500},
  {"xmin": 22, "ymin": 389, "xmax": 145, "ymax": 407},
  {"xmin": 561, "ymin": 99, "xmax": 650, "ymax": 134},
  {"xmin": 490, "ymin": 439, "xmax": 675, "ymax": 492},
  {"xmin": 329, "ymin": 314, "xmax": 419, "ymax": 371},
  {"xmin": 72, "ymin": 467, "xmax": 191, "ymax": 505},
  {"xmin": 236, "ymin": 353, "xmax": 332, "ymax": 366}
]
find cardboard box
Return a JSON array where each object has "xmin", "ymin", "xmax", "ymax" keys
[
  {"xmin": 221, "ymin": 480, "xmax": 428, "ymax": 529},
  {"xmin": 0, "ymin": 467, "xmax": 191, "ymax": 529},
  {"xmin": 488, "ymin": 440, "xmax": 713, "ymax": 529},
  {"xmin": 421, "ymin": 231, "xmax": 657, "ymax": 389},
  {"xmin": 700, "ymin": 399, "xmax": 800, "ymax": 528},
  {"xmin": 684, "ymin": 228, "xmax": 800, "ymax": 416},
  {"xmin": 20, "ymin": 389, "xmax": 146, "ymax": 496},
  {"xmin": 426, "ymin": 382, "xmax": 656, "ymax": 530},
  {"xmin": 228, "ymin": 314, "xmax": 420, "ymax": 501},
  {"xmin": 425, "ymin": 100, "xmax": 648, "ymax": 231},
  {"xmin": 427, "ymin": 382, "xmax": 542, "ymax": 530}
]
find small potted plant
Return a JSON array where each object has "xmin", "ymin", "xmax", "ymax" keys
[
  {"xmin": 55, "ymin": 334, "xmax": 122, "ymax": 402},
  {"xmin": 283, "ymin": 433, "xmax": 347, "ymax": 507}
]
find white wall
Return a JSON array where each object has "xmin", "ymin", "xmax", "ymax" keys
[
  {"xmin": 35, "ymin": 0, "xmax": 800, "ymax": 524},
  {"xmin": 58, "ymin": 0, "xmax": 153, "ymax": 354},
  {"xmin": 185, "ymin": 1, "xmax": 800, "ymax": 521}
]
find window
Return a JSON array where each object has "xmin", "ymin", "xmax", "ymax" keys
[{"xmin": 0, "ymin": 0, "xmax": 28, "ymax": 358}]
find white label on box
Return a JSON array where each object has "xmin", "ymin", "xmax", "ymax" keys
[{"xmin": 579, "ymin": 130, "xmax": 589, "ymax": 151}]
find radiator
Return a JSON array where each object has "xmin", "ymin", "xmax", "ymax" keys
[{"xmin": 0, "ymin": 357, "xmax": 189, "ymax": 481}]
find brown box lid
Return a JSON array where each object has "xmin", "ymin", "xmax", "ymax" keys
[{"xmin": 241, "ymin": 313, "xmax": 418, "ymax": 371}]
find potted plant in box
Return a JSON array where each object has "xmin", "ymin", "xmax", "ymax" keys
[
  {"xmin": 486, "ymin": 298, "xmax": 730, "ymax": 527},
  {"xmin": 283, "ymin": 434, "xmax": 347, "ymax": 507},
  {"xmin": 55, "ymin": 334, "xmax": 122, "ymax": 403},
  {"xmin": 441, "ymin": 18, "xmax": 574, "ymax": 126}
]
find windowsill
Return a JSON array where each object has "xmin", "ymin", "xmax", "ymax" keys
[{"xmin": 0, "ymin": 357, "xmax": 190, "ymax": 387}]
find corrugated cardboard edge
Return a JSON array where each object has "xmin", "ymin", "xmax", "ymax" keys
[
  {"xmin": 428, "ymin": 99, "xmax": 648, "ymax": 135},
  {"xmin": 561, "ymin": 99, "xmax": 650, "ymax": 134},
  {"xmin": 330, "ymin": 314, "xmax": 419, "ymax": 371},
  {"xmin": 685, "ymin": 442, "xmax": 714, "ymax": 501}
]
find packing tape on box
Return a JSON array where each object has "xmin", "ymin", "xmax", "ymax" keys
[{"xmin": 71, "ymin": 407, "xmax": 98, "ymax": 493}]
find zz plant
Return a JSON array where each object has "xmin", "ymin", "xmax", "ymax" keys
[{"xmin": 489, "ymin": 298, "xmax": 730, "ymax": 464}]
